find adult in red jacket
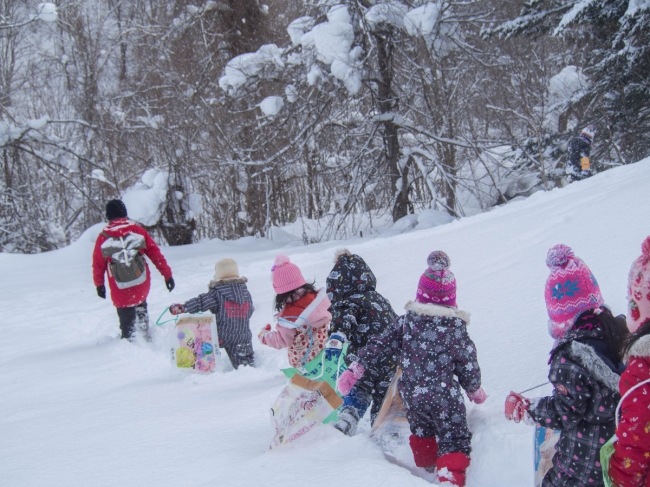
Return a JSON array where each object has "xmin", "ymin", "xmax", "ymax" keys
[
  {"xmin": 93, "ymin": 199, "xmax": 174, "ymax": 341},
  {"xmin": 609, "ymin": 237, "xmax": 650, "ymax": 487}
]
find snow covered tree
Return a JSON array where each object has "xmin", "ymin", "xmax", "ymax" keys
[{"xmin": 494, "ymin": 0, "xmax": 650, "ymax": 164}]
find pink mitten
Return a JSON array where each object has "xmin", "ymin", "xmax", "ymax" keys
[
  {"xmin": 337, "ymin": 362, "xmax": 365, "ymax": 396},
  {"xmin": 504, "ymin": 391, "xmax": 530, "ymax": 423},
  {"xmin": 467, "ymin": 387, "xmax": 487, "ymax": 404},
  {"xmin": 169, "ymin": 303, "xmax": 186, "ymax": 315},
  {"xmin": 258, "ymin": 324, "xmax": 272, "ymax": 344}
]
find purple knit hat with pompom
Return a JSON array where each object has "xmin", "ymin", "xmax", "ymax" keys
[
  {"xmin": 416, "ymin": 251, "xmax": 457, "ymax": 307},
  {"xmin": 544, "ymin": 244, "xmax": 604, "ymax": 340}
]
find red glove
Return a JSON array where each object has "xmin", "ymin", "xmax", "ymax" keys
[
  {"xmin": 337, "ymin": 362, "xmax": 365, "ymax": 396},
  {"xmin": 467, "ymin": 387, "xmax": 487, "ymax": 404},
  {"xmin": 258, "ymin": 324, "xmax": 272, "ymax": 343},
  {"xmin": 504, "ymin": 391, "xmax": 530, "ymax": 423},
  {"xmin": 169, "ymin": 303, "xmax": 186, "ymax": 315}
]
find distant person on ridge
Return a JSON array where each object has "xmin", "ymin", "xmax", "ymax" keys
[
  {"xmin": 93, "ymin": 199, "xmax": 175, "ymax": 341},
  {"xmin": 566, "ymin": 125, "xmax": 596, "ymax": 182}
]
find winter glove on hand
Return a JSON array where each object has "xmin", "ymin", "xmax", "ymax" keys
[
  {"xmin": 324, "ymin": 332, "xmax": 346, "ymax": 360},
  {"xmin": 337, "ymin": 362, "xmax": 365, "ymax": 396},
  {"xmin": 169, "ymin": 303, "xmax": 186, "ymax": 315},
  {"xmin": 504, "ymin": 391, "xmax": 530, "ymax": 423},
  {"xmin": 467, "ymin": 387, "xmax": 487, "ymax": 404},
  {"xmin": 258, "ymin": 324, "xmax": 272, "ymax": 344},
  {"xmin": 165, "ymin": 277, "xmax": 175, "ymax": 292},
  {"xmin": 96, "ymin": 285, "xmax": 106, "ymax": 299}
]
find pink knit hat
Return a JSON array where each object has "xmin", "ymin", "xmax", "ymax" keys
[
  {"xmin": 627, "ymin": 236, "xmax": 650, "ymax": 333},
  {"xmin": 271, "ymin": 254, "xmax": 306, "ymax": 294},
  {"xmin": 544, "ymin": 244, "xmax": 604, "ymax": 340},
  {"xmin": 416, "ymin": 251, "xmax": 457, "ymax": 308}
]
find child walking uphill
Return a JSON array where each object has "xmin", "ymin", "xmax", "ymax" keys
[
  {"xmin": 505, "ymin": 244, "xmax": 627, "ymax": 487},
  {"xmin": 608, "ymin": 236, "xmax": 650, "ymax": 487},
  {"xmin": 258, "ymin": 254, "xmax": 332, "ymax": 368},
  {"xmin": 169, "ymin": 258, "xmax": 255, "ymax": 369},
  {"xmin": 323, "ymin": 249, "xmax": 398, "ymax": 436},
  {"xmin": 337, "ymin": 251, "xmax": 486, "ymax": 487}
]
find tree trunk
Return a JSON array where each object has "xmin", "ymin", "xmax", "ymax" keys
[{"xmin": 373, "ymin": 30, "xmax": 407, "ymax": 222}]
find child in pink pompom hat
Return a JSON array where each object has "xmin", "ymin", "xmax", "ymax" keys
[
  {"xmin": 338, "ymin": 251, "xmax": 486, "ymax": 485},
  {"xmin": 258, "ymin": 254, "xmax": 332, "ymax": 368},
  {"xmin": 544, "ymin": 244, "xmax": 605, "ymax": 340},
  {"xmin": 505, "ymin": 244, "xmax": 628, "ymax": 487},
  {"xmin": 416, "ymin": 250, "xmax": 457, "ymax": 307}
]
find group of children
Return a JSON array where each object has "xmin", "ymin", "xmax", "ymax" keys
[
  {"xmin": 166, "ymin": 238, "xmax": 650, "ymax": 487},
  {"xmin": 168, "ymin": 248, "xmax": 484, "ymax": 486}
]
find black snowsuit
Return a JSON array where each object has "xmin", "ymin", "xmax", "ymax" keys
[
  {"xmin": 326, "ymin": 252, "xmax": 397, "ymax": 423},
  {"xmin": 529, "ymin": 312, "xmax": 624, "ymax": 487},
  {"xmin": 184, "ymin": 277, "xmax": 255, "ymax": 369},
  {"xmin": 566, "ymin": 135, "xmax": 593, "ymax": 181},
  {"xmin": 357, "ymin": 301, "xmax": 481, "ymax": 456}
]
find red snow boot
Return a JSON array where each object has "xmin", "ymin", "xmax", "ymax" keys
[
  {"xmin": 436, "ymin": 452, "xmax": 471, "ymax": 487},
  {"xmin": 409, "ymin": 435, "xmax": 438, "ymax": 469}
]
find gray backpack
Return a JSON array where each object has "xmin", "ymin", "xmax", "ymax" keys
[{"xmin": 100, "ymin": 232, "xmax": 147, "ymax": 289}]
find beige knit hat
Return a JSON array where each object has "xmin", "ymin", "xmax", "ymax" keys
[{"xmin": 214, "ymin": 258, "xmax": 239, "ymax": 281}]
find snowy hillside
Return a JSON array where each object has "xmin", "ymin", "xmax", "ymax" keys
[{"xmin": 2, "ymin": 160, "xmax": 649, "ymax": 487}]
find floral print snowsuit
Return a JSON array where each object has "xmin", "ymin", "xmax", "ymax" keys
[
  {"xmin": 609, "ymin": 334, "xmax": 650, "ymax": 487},
  {"xmin": 529, "ymin": 314, "xmax": 624, "ymax": 487},
  {"xmin": 357, "ymin": 301, "xmax": 482, "ymax": 456}
]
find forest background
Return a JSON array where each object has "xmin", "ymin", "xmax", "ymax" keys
[{"xmin": 1, "ymin": 0, "xmax": 648, "ymax": 253}]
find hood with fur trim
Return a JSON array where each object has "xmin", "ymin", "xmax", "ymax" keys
[
  {"xmin": 626, "ymin": 334, "xmax": 650, "ymax": 360},
  {"xmin": 208, "ymin": 276, "xmax": 248, "ymax": 290},
  {"xmin": 569, "ymin": 341, "xmax": 622, "ymax": 391},
  {"xmin": 404, "ymin": 300, "xmax": 470, "ymax": 325}
]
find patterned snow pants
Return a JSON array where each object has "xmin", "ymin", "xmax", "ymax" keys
[{"xmin": 405, "ymin": 390, "xmax": 472, "ymax": 456}]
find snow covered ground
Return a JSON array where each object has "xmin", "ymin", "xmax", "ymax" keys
[{"xmin": 2, "ymin": 159, "xmax": 649, "ymax": 486}]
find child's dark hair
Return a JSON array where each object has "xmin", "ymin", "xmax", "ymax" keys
[
  {"xmin": 595, "ymin": 307, "xmax": 629, "ymax": 363},
  {"xmin": 274, "ymin": 282, "xmax": 317, "ymax": 312},
  {"xmin": 621, "ymin": 319, "xmax": 650, "ymax": 358}
]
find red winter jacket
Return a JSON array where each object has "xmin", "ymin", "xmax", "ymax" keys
[
  {"xmin": 609, "ymin": 334, "xmax": 650, "ymax": 487},
  {"xmin": 92, "ymin": 218, "xmax": 172, "ymax": 308}
]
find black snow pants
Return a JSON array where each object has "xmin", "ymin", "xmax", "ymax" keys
[{"xmin": 116, "ymin": 302, "xmax": 150, "ymax": 341}]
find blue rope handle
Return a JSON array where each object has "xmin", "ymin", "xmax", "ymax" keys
[
  {"xmin": 155, "ymin": 307, "xmax": 204, "ymax": 327},
  {"xmin": 156, "ymin": 307, "xmax": 178, "ymax": 327}
]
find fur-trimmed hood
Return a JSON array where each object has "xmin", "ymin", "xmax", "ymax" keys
[
  {"xmin": 404, "ymin": 300, "xmax": 470, "ymax": 325},
  {"xmin": 333, "ymin": 248, "xmax": 351, "ymax": 263},
  {"xmin": 208, "ymin": 276, "xmax": 248, "ymax": 290},
  {"xmin": 569, "ymin": 341, "xmax": 622, "ymax": 391},
  {"xmin": 626, "ymin": 334, "xmax": 650, "ymax": 360}
]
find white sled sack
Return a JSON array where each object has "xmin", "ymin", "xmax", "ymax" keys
[
  {"xmin": 371, "ymin": 368, "xmax": 410, "ymax": 451},
  {"xmin": 269, "ymin": 374, "xmax": 343, "ymax": 449}
]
